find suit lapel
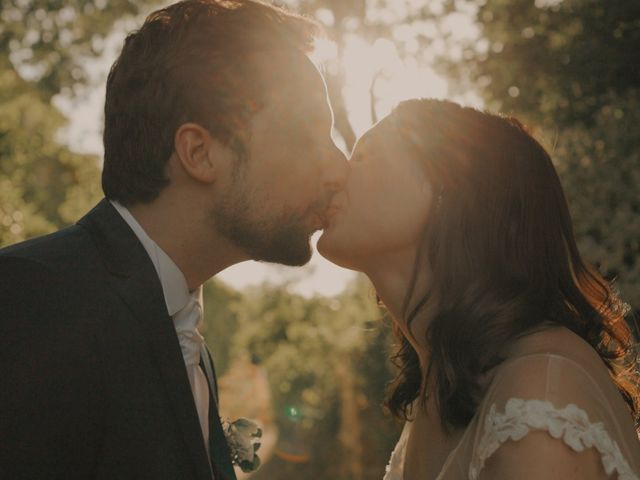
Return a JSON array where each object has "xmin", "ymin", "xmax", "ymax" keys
[
  {"xmin": 78, "ymin": 199, "xmax": 213, "ymax": 480},
  {"xmin": 202, "ymin": 346, "xmax": 237, "ymax": 480},
  {"xmin": 209, "ymin": 396, "xmax": 237, "ymax": 480}
]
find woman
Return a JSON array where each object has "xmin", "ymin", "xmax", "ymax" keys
[{"xmin": 318, "ymin": 99, "xmax": 640, "ymax": 479}]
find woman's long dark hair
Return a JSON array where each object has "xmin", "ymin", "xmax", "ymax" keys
[{"xmin": 383, "ymin": 99, "xmax": 639, "ymax": 435}]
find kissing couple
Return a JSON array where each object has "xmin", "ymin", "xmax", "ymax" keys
[{"xmin": 1, "ymin": 1, "xmax": 639, "ymax": 479}]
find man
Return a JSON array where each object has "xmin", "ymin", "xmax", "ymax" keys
[{"xmin": 0, "ymin": 1, "xmax": 348, "ymax": 479}]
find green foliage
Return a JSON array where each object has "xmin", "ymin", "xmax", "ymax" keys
[
  {"xmin": 233, "ymin": 277, "xmax": 377, "ymax": 414},
  {"xmin": 201, "ymin": 279, "xmax": 243, "ymax": 376},
  {"xmin": 450, "ymin": 0, "xmax": 640, "ymax": 127},
  {"xmin": 229, "ymin": 276, "xmax": 400, "ymax": 479},
  {"xmin": 550, "ymin": 92, "xmax": 640, "ymax": 306},
  {"xmin": 0, "ymin": 55, "xmax": 101, "ymax": 245},
  {"xmin": 0, "ymin": 1, "xmax": 161, "ymax": 245},
  {"xmin": 440, "ymin": 0, "xmax": 640, "ymax": 306},
  {"xmin": 0, "ymin": 0, "xmax": 149, "ymax": 99}
]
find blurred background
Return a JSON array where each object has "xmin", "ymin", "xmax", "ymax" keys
[{"xmin": 1, "ymin": 0, "xmax": 638, "ymax": 478}]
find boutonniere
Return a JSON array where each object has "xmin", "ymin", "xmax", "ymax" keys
[{"xmin": 222, "ymin": 418, "xmax": 262, "ymax": 473}]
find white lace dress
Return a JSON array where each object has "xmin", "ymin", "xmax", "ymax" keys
[{"xmin": 383, "ymin": 332, "xmax": 640, "ymax": 480}]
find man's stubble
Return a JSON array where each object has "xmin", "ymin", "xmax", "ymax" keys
[{"xmin": 212, "ymin": 160, "xmax": 314, "ymax": 266}]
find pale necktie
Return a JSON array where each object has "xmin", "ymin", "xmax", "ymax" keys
[{"xmin": 173, "ymin": 286, "xmax": 210, "ymax": 451}]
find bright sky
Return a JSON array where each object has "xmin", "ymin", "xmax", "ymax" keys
[{"xmin": 53, "ymin": 7, "xmax": 482, "ymax": 297}]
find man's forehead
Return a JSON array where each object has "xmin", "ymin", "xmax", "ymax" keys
[
  {"xmin": 244, "ymin": 51, "xmax": 332, "ymax": 127},
  {"xmin": 253, "ymin": 51, "xmax": 327, "ymax": 99},
  {"xmin": 270, "ymin": 84, "xmax": 330, "ymax": 124}
]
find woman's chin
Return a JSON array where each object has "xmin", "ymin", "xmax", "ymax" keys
[
  {"xmin": 316, "ymin": 228, "xmax": 340, "ymax": 260},
  {"xmin": 317, "ymin": 229, "xmax": 359, "ymax": 271}
]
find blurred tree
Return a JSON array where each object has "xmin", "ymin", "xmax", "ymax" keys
[
  {"xmin": 0, "ymin": 54, "xmax": 101, "ymax": 245},
  {"xmin": 0, "ymin": 0, "xmax": 160, "ymax": 245},
  {"xmin": 1, "ymin": 1, "xmax": 148, "ymax": 101},
  {"xmin": 443, "ymin": 0, "xmax": 640, "ymax": 127},
  {"xmin": 201, "ymin": 278, "xmax": 243, "ymax": 376},
  {"xmin": 439, "ymin": 0, "xmax": 640, "ymax": 306},
  {"xmin": 230, "ymin": 276, "xmax": 400, "ymax": 479},
  {"xmin": 552, "ymin": 92, "xmax": 640, "ymax": 307}
]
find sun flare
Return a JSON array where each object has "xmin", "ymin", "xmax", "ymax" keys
[{"xmin": 315, "ymin": 34, "xmax": 448, "ymax": 141}]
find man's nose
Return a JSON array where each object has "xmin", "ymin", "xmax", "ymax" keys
[{"xmin": 322, "ymin": 142, "xmax": 349, "ymax": 193}]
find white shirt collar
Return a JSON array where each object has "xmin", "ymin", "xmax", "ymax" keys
[{"xmin": 110, "ymin": 200, "xmax": 192, "ymax": 316}]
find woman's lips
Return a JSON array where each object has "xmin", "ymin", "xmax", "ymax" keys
[{"xmin": 324, "ymin": 205, "xmax": 341, "ymax": 218}]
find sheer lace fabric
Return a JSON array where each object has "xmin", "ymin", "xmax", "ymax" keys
[{"xmin": 383, "ymin": 329, "xmax": 640, "ymax": 479}]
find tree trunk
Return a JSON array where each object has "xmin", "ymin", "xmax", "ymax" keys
[{"xmin": 335, "ymin": 358, "xmax": 363, "ymax": 480}]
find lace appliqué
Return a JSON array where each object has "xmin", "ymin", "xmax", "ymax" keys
[{"xmin": 469, "ymin": 398, "xmax": 638, "ymax": 480}]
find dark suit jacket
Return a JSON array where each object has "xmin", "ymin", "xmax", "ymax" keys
[{"xmin": 0, "ymin": 199, "xmax": 237, "ymax": 480}]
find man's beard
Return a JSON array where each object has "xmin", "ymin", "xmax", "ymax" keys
[{"xmin": 213, "ymin": 181, "xmax": 314, "ymax": 266}]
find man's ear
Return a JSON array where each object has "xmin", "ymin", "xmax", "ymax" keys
[{"xmin": 174, "ymin": 123, "xmax": 219, "ymax": 183}]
